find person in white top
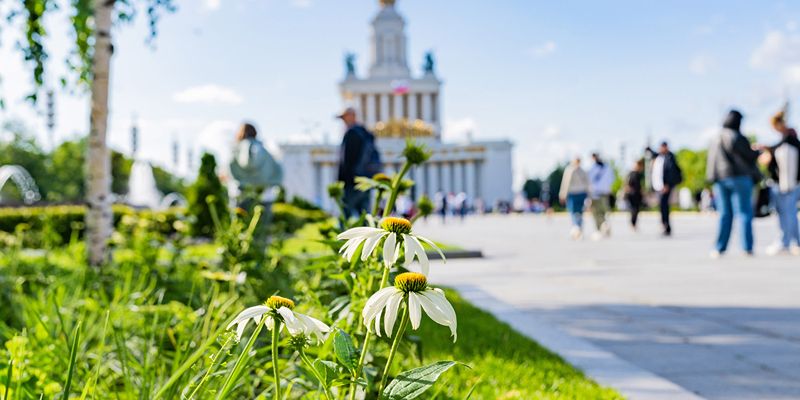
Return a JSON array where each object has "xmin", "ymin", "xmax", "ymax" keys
[
  {"xmin": 588, "ymin": 153, "xmax": 615, "ymax": 239},
  {"xmin": 762, "ymin": 105, "xmax": 800, "ymax": 255},
  {"xmin": 648, "ymin": 142, "xmax": 683, "ymax": 236}
]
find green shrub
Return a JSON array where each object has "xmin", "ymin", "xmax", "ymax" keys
[{"xmin": 187, "ymin": 153, "xmax": 228, "ymax": 237}]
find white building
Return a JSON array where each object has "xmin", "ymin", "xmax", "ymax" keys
[{"xmin": 281, "ymin": 0, "xmax": 513, "ymax": 211}]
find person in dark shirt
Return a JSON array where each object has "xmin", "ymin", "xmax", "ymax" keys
[
  {"xmin": 624, "ymin": 159, "xmax": 644, "ymax": 230},
  {"xmin": 337, "ymin": 107, "xmax": 375, "ymax": 217}
]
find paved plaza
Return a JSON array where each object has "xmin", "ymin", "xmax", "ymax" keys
[{"xmin": 418, "ymin": 213, "xmax": 800, "ymax": 400}]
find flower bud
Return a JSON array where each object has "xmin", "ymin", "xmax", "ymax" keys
[{"xmin": 402, "ymin": 140, "xmax": 431, "ymax": 166}]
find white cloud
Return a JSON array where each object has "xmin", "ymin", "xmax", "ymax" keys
[
  {"xmin": 750, "ymin": 31, "xmax": 800, "ymax": 70},
  {"xmin": 542, "ymin": 123, "xmax": 561, "ymax": 139},
  {"xmin": 205, "ymin": 0, "xmax": 221, "ymax": 10},
  {"xmin": 443, "ymin": 117, "xmax": 479, "ymax": 143},
  {"xmin": 172, "ymin": 84, "xmax": 243, "ymax": 105},
  {"xmin": 689, "ymin": 54, "xmax": 715, "ymax": 75},
  {"xmin": 529, "ymin": 41, "xmax": 557, "ymax": 58}
]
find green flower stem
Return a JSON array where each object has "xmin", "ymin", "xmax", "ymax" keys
[
  {"xmin": 372, "ymin": 189, "xmax": 385, "ymax": 217},
  {"xmin": 299, "ymin": 348, "xmax": 334, "ymax": 400},
  {"xmin": 410, "ymin": 212, "xmax": 423, "ymax": 224},
  {"xmin": 216, "ymin": 317, "xmax": 267, "ymax": 399},
  {"xmin": 382, "ymin": 162, "xmax": 411, "ymax": 218},
  {"xmin": 379, "ymin": 302, "xmax": 410, "ymax": 393},
  {"xmin": 186, "ymin": 334, "xmax": 234, "ymax": 399},
  {"xmin": 349, "ymin": 266, "xmax": 392, "ymax": 400},
  {"xmin": 272, "ymin": 319, "xmax": 282, "ymax": 400}
]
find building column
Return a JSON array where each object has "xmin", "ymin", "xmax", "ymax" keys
[
  {"xmin": 320, "ymin": 163, "xmax": 334, "ymax": 212},
  {"xmin": 380, "ymin": 94, "xmax": 390, "ymax": 124},
  {"xmin": 416, "ymin": 164, "xmax": 427, "ymax": 197},
  {"xmin": 428, "ymin": 162, "xmax": 440, "ymax": 193},
  {"xmin": 367, "ymin": 94, "xmax": 377, "ymax": 127},
  {"xmin": 453, "ymin": 161, "xmax": 464, "ymax": 193},
  {"xmin": 393, "ymin": 94, "xmax": 404, "ymax": 121},
  {"xmin": 407, "ymin": 92, "xmax": 418, "ymax": 121},
  {"xmin": 421, "ymin": 93, "xmax": 432, "ymax": 124},
  {"xmin": 355, "ymin": 94, "xmax": 364, "ymax": 123},
  {"xmin": 441, "ymin": 162, "xmax": 452, "ymax": 193},
  {"xmin": 465, "ymin": 160, "xmax": 476, "ymax": 199},
  {"xmin": 473, "ymin": 161, "xmax": 482, "ymax": 201}
]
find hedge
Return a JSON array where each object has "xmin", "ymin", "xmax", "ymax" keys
[{"xmin": 0, "ymin": 203, "xmax": 329, "ymax": 245}]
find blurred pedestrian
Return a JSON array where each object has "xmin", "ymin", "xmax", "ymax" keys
[
  {"xmin": 588, "ymin": 153, "xmax": 614, "ymax": 239},
  {"xmin": 337, "ymin": 107, "xmax": 381, "ymax": 218},
  {"xmin": 649, "ymin": 141, "xmax": 683, "ymax": 236},
  {"xmin": 624, "ymin": 159, "xmax": 644, "ymax": 230},
  {"xmin": 762, "ymin": 104, "xmax": 800, "ymax": 255},
  {"xmin": 706, "ymin": 110, "xmax": 760, "ymax": 257},
  {"xmin": 560, "ymin": 157, "xmax": 590, "ymax": 240},
  {"xmin": 229, "ymin": 122, "xmax": 283, "ymax": 211}
]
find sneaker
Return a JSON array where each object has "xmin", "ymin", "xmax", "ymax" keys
[
  {"xmin": 791, "ymin": 245, "xmax": 800, "ymax": 256},
  {"xmin": 765, "ymin": 242, "xmax": 789, "ymax": 256},
  {"xmin": 591, "ymin": 231, "xmax": 604, "ymax": 241},
  {"xmin": 570, "ymin": 227, "xmax": 583, "ymax": 240},
  {"xmin": 600, "ymin": 222, "xmax": 611, "ymax": 237},
  {"xmin": 709, "ymin": 250, "xmax": 722, "ymax": 259}
]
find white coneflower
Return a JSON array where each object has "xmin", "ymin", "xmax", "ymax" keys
[
  {"xmin": 362, "ymin": 272, "xmax": 457, "ymax": 342},
  {"xmin": 227, "ymin": 295, "xmax": 331, "ymax": 342},
  {"xmin": 337, "ymin": 217, "xmax": 445, "ymax": 272}
]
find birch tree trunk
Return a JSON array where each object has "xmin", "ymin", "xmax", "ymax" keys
[{"xmin": 86, "ymin": 0, "xmax": 115, "ymax": 267}]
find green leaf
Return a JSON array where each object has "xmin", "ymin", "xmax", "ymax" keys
[
  {"xmin": 314, "ymin": 359, "xmax": 339, "ymax": 384},
  {"xmin": 333, "ymin": 329, "xmax": 359, "ymax": 373},
  {"xmin": 381, "ymin": 361, "xmax": 458, "ymax": 400}
]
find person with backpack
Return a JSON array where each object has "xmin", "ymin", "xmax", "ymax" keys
[
  {"xmin": 229, "ymin": 122, "xmax": 283, "ymax": 239},
  {"xmin": 648, "ymin": 141, "xmax": 683, "ymax": 236},
  {"xmin": 706, "ymin": 110, "xmax": 761, "ymax": 257},
  {"xmin": 230, "ymin": 122, "xmax": 283, "ymax": 205},
  {"xmin": 337, "ymin": 107, "xmax": 382, "ymax": 217}
]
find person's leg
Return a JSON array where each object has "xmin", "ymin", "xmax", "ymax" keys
[
  {"xmin": 731, "ymin": 177, "xmax": 754, "ymax": 253},
  {"xmin": 713, "ymin": 180, "xmax": 734, "ymax": 253},
  {"xmin": 590, "ymin": 198, "xmax": 602, "ymax": 230},
  {"xmin": 599, "ymin": 196, "xmax": 609, "ymax": 231},
  {"xmin": 792, "ymin": 188, "xmax": 800, "ymax": 247},
  {"xmin": 660, "ymin": 189, "xmax": 672, "ymax": 234},
  {"xmin": 775, "ymin": 189, "xmax": 793, "ymax": 249}
]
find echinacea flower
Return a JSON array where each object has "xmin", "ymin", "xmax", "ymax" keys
[
  {"xmin": 337, "ymin": 217, "xmax": 445, "ymax": 272},
  {"xmin": 227, "ymin": 295, "xmax": 331, "ymax": 342},
  {"xmin": 362, "ymin": 272, "xmax": 457, "ymax": 341}
]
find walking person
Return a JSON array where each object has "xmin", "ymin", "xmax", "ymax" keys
[
  {"xmin": 624, "ymin": 160, "xmax": 645, "ymax": 231},
  {"xmin": 560, "ymin": 157, "xmax": 590, "ymax": 240},
  {"xmin": 229, "ymin": 122, "xmax": 283, "ymax": 245},
  {"xmin": 337, "ymin": 107, "xmax": 381, "ymax": 218},
  {"xmin": 649, "ymin": 141, "xmax": 683, "ymax": 236},
  {"xmin": 762, "ymin": 106, "xmax": 800, "ymax": 255},
  {"xmin": 229, "ymin": 122, "xmax": 283, "ymax": 211},
  {"xmin": 588, "ymin": 153, "xmax": 614, "ymax": 239},
  {"xmin": 706, "ymin": 110, "xmax": 761, "ymax": 257}
]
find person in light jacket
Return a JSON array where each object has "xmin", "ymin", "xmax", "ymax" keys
[
  {"xmin": 763, "ymin": 105, "xmax": 800, "ymax": 255},
  {"xmin": 706, "ymin": 110, "xmax": 760, "ymax": 257},
  {"xmin": 560, "ymin": 157, "xmax": 590, "ymax": 240},
  {"xmin": 229, "ymin": 122, "xmax": 283, "ymax": 212}
]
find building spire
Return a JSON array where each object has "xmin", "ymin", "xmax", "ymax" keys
[{"xmin": 380, "ymin": 0, "xmax": 396, "ymax": 7}]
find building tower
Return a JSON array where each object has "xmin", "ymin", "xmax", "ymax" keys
[{"xmin": 340, "ymin": 0, "xmax": 442, "ymax": 139}]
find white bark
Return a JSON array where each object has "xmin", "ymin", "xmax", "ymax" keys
[{"xmin": 86, "ymin": 0, "xmax": 114, "ymax": 267}]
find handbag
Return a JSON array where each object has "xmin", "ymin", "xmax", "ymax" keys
[{"xmin": 754, "ymin": 184, "xmax": 771, "ymax": 218}]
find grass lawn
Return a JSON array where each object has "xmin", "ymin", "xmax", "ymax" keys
[{"xmin": 401, "ymin": 290, "xmax": 623, "ymax": 399}]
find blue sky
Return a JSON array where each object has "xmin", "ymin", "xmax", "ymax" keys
[{"xmin": 2, "ymin": 0, "xmax": 800, "ymax": 187}]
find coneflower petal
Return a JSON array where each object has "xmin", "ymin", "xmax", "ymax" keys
[
  {"xmin": 337, "ymin": 227, "xmax": 383, "ymax": 240},
  {"xmin": 383, "ymin": 232, "xmax": 398, "ymax": 267},
  {"xmin": 383, "ymin": 292, "xmax": 403, "ymax": 337},
  {"xmin": 408, "ymin": 292, "xmax": 423, "ymax": 330},
  {"xmin": 415, "ymin": 235, "xmax": 446, "ymax": 264}
]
